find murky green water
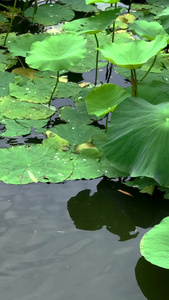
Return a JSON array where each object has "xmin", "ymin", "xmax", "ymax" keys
[{"xmin": 1, "ymin": 178, "xmax": 169, "ymax": 300}]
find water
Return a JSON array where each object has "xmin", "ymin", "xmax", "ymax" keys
[{"xmin": 1, "ymin": 176, "xmax": 169, "ymax": 300}]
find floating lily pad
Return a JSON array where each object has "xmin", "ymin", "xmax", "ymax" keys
[
  {"xmin": 60, "ymin": 0, "xmax": 97, "ymax": 12},
  {"xmin": 0, "ymin": 96, "xmax": 55, "ymax": 119},
  {"xmin": 0, "ymin": 144, "xmax": 72, "ymax": 184},
  {"xmin": 0, "ymin": 71, "xmax": 15, "ymax": 97},
  {"xmin": 25, "ymin": 3, "xmax": 74, "ymax": 26},
  {"xmin": 86, "ymin": 0, "xmax": 118, "ymax": 3},
  {"xmin": 0, "ymin": 118, "xmax": 48, "ymax": 137},
  {"xmin": 0, "ymin": 49, "xmax": 17, "ymax": 71},
  {"xmin": 102, "ymin": 97, "xmax": 169, "ymax": 186},
  {"xmin": 140, "ymin": 216, "xmax": 169, "ymax": 269}
]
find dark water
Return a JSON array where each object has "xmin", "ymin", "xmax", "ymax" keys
[{"xmin": 1, "ymin": 176, "xmax": 169, "ymax": 300}]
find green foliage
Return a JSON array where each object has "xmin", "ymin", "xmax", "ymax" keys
[
  {"xmin": 102, "ymin": 97, "xmax": 169, "ymax": 186},
  {"xmin": 24, "ymin": 3, "xmax": 74, "ymax": 26},
  {"xmin": 26, "ymin": 34, "xmax": 87, "ymax": 72},
  {"xmin": 85, "ymin": 83, "xmax": 129, "ymax": 116},
  {"xmin": 98, "ymin": 35, "xmax": 168, "ymax": 69},
  {"xmin": 140, "ymin": 217, "xmax": 169, "ymax": 269}
]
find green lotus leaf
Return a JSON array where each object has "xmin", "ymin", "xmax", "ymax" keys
[
  {"xmin": 43, "ymin": 131, "xmax": 70, "ymax": 151},
  {"xmin": 68, "ymin": 32, "xmax": 111, "ymax": 73},
  {"xmin": 26, "ymin": 34, "xmax": 87, "ymax": 72},
  {"xmin": 0, "ymin": 144, "xmax": 72, "ymax": 184},
  {"xmin": 0, "ymin": 96, "xmax": 55, "ymax": 119},
  {"xmin": 125, "ymin": 177, "xmax": 157, "ymax": 195},
  {"xmin": 98, "ymin": 35, "xmax": 168, "ymax": 69},
  {"xmin": 129, "ymin": 20, "xmax": 168, "ymax": 41},
  {"xmin": 140, "ymin": 216, "xmax": 169, "ymax": 269},
  {"xmin": 60, "ymin": 0, "xmax": 98, "ymax": 12},
  {"xmin": 25, "ymin": 3, "xmax": 74, "ymax": 26},
  {"xmin": 0, "ymin": 49, "xmax": 17, "ymax": 71},
  {"xmin": 7, "ymin": 33, "xmax": 50, "ymax": 57},
  {"xmin": 0, "ymin": 71, "xmax": 15, "ymax": 97},
  {"xmin": 0, "ymin": 119, "xmax": 48, "ymax": 137},
  {"xmin": 85, "ymin": 83, "xmax": 129, "ymax": 117},
  {"xmin": 158, "ymin": 7, "xmax": 169, "ymax": 34},
  {"xmin": 59, "ymin": 102, "xmax": 98, "ymax": 124},
  {"xmin": 102, "ymin": 97, "xmax": 169, "ymax": 186},
  {"xmin": 63, "ymin": 9, "xmax": 120, "ymax": 34},
  {"xmin": 86, "ymin": 0, "xmax": 118, "ymax": 4}
]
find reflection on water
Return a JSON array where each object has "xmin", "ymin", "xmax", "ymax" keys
[{"xmin": 0, "ymin": 177, "xmax": 169, "ymax": 300}]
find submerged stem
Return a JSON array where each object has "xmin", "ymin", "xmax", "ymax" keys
[
  {"xmin": 4, "ymin": 0, "xmax": 17, "ymax": 46},
  {"xmin": 94, "ymin": 33, "xmax": 99, "ymax": 85},
  {"xmin": 139, "ymin": 55, "xmax": 157, "ymax": 83},
  {"xmin": 49, "ymin": 71, "xmax": 59, "ymax": 106}
]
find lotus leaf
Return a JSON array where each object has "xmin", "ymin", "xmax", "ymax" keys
[
  {"xmin": 98, "ymin": 35, "xmax": 168, "ymax": 69},
  {"xmin": 129, "ymin": 20, "xmax": 168, "ymax": 41},
  {"xmin": 140, "ymin": 216, "xmax": 169, "ymax": 269},
  {"xmin": 25, "ymin": 3, "xmax": 74, "ymax": 26},
  {"xmin": 63, "ymin": 9, "xmax": 120, "ymax": 35},
  {"xmin": 60, "ymin": 0, "xmax": 98, "ymax": 12},
  {"xmin": 26, "ymin": 34, "xmax": 87, "ymax": 72},
  {"xmin": 86, "ymin": 0, "xmax": 118, "ymax": 4},
  {"xmin": 85, "ymin": 83, "xmax": 129, "ymax": 117},
  {"xmin": 7, "ymin": 33, "xmax": 50, "ymax": 57},
  {"xmin": 102, "ymin": 97, "xmax": 169, "ymax": 186},
  {"xmin": 0, "ymin": 144, "xmax": 72, "ymax": 184},
  {"xmin": 0, "ymin": 96, "xmax": 55, "ymax": 119}
]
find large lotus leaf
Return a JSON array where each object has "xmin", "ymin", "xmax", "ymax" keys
[
  {"xmin": 0, "ymin": 71, "xmax": 15, "ymax": 97},
  {"xmin": 86, "ymin": 0, "xmax": 118, "ymax": 3},
  {"xmin": 68, "ymin": 33, "xmax": 111, "ymax": 73},
  {"xmin": 146, "ymin": 0, "xmax": 168, "ymax": 6},
  {"xmin": 59, "ymin": 101, "xmax": 98, "ymax": 124},
  {"xmin": 26, "ymin": 34, "xmax": 87, "ymax": 72},
  {"xmin": 102, "ymin": 97, "xmax": 169, "ymax": 186},
  {"xmin": 138, "ymin": 81, "xmax": 169, "ymax": 105},
  {"xmin": 0, "ymin": 144, "xmax": 72, "ymax": 184},
  {"xmin": 60, "ymin": 0, "xmax": 97, "ymax": 12},
  {"xmin": 129, "ymin": 20, "xmax": 168, "ymax": 41},
  {"xmin": 158, "ymin": 7, "xmax": 169, "ymax": 34},
  {"xmin": 0, "ymin": 50, "xmax": 17, "ymax": 71},
  {"xmin": 0, "ymin": 118, "xmax": 48, "ymax": 137},
  {"xmin": 7, "ymin": 33, "xmax": 50, "ymax": 57},
  {"xmin": 63, "ymin": 9, "xmax": 120, "ymax": 34},
  {"xmin": 140, "ymin": 217, "xmax": 169, "ymax": 269},
  {"xmin": 0, "ymin": 96, "xmax": 55, "ymax": 119},
  {"xmin": 85, "ymin": 83, "xmax": 129, "ymax": 117},
  {"xmin": 98, "ymin": 35, "xmax": 168, "ymax": 69},
  {"xmin": 24, "ymin": 3, "xmax": 74, "ymax": 26}
]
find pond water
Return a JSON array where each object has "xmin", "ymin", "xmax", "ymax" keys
[
  {"xmin": 1, "ymin": 2, "xmax": 169, "ymax": 299},
  {"xmin": 1, "ymin": 175, "xmax": 169, "ymax": 300}
]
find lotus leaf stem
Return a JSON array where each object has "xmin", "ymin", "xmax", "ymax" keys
[
  {"xmin": 131, "ymin": 69, "xmax": 138, "ymax": 97},
  {"xmin": 139, "ymin": 55, "xmax": 157, "ymax": 83},
  {"xmin": 4, "ymin": 0, "xmax": 17, "ymax": 46},
  {"xmin": 49, "ymin": 71, "xmax": 59, "ymax": 106},
  {"xmin": 94, "ymin": 33, "xmax": 99, "ymax": 85}
]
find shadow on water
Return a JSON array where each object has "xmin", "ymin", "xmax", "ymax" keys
[
  {"xmin": 68, "ymin": 177, "xmax": 169, "ymax": 241},
  {"xmin": 135, "ymin": 257, "xmax": 169, "ymax": 300}
]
